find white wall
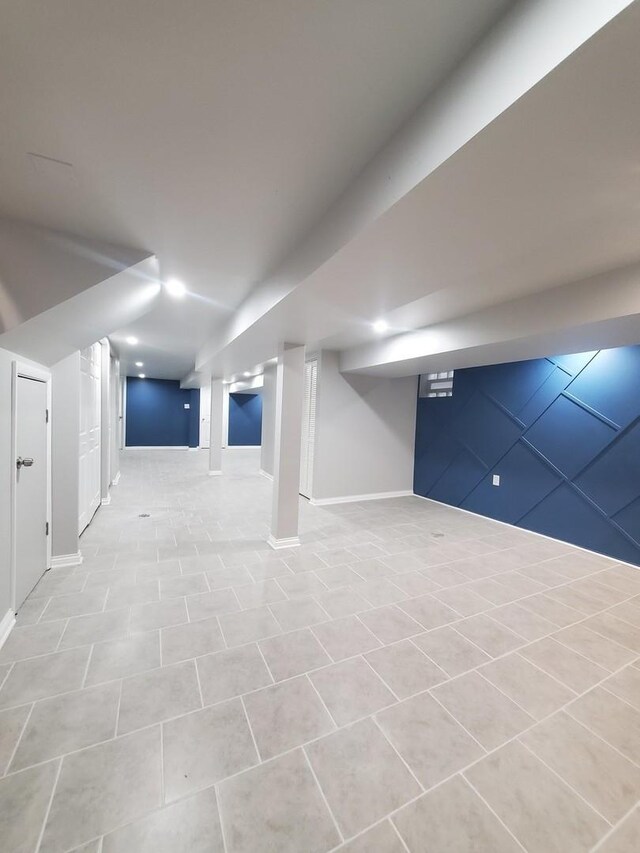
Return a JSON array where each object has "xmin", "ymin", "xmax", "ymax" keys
[
  {"xmin": 312, "ymin": 350, "xmax": 417, "ymax": 502},
  {"xmin": 0, "ymin": 346, "xmax": 49, "ymax": 620},
  {"xmin": 51, "ymin": 352, "xmax": 81, "ymax": 560},
  {"xmin": 260, "ymin": 364, "xmax": 276, "ymax": 476}
]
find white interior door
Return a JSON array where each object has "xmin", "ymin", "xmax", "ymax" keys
[
  {"xmin": 79, "ymin": 342, "xmax": 102, "ymax": 533},
  {"xmin": 15, "ymin": 374, "xmax": 49, "ymax": 609},
  {"xmin": 299, "ymin": 359, "xmax": 317, "ymax": 499}
]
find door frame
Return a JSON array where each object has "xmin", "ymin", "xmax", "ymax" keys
[{"xmin": 10, "ymin": 360, "xmax": 52, "ymax": 613}]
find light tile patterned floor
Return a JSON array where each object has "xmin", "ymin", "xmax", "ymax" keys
[{"xmin": 1, "ymin": 448, "xmax": 639, "ymax": 852}]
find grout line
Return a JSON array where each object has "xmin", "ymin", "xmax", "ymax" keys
[
  {"xmin": 462, "ymin": 774, "xmax": 529, "ymax": 852},
  {"xmin": 3, "ymin": 701, "xmax": 35, "ymax": 775},
  {"xmin": 301, "ymin": 746, "xmax": 344, "ymax": 844},
  {"xmin": 305, "ymin": 672, "xmax": 339, "ymax": 729},
  {"xmin": 34, "ymin": 756, "xmax": 63, "ymax": 853},
  {"xmin": 370, "ymin": 714, "xmax": 425, "ymax": 793},
  {"xmin": 239, "ymin": 695, "xmax": 262, "ymax": 763}
]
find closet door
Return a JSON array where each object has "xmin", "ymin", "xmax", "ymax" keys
[
  {"xmin": 79, "ymin": 342, "xmax": 102, "ymax": 533},
  {"xmin": 299, "ymin": 359, "xmax": 317, "ymax": 499}
]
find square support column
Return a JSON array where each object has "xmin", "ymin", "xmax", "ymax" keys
[
  {"xmin": 268, "ymin": 343, "xmax": 305, "ymax": 549},
  {"xmin": 208, "ymin": 378, "xmax": 224, "ymax": 475}
]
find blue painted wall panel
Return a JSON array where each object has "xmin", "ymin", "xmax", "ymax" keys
[
  {"xmin": 228, "ymin": 393, "xmax": 262, "ymax": 446},
  {"xmin": 126, "ymin": 378, "xmax": 200, "ymax": 447},
  {"xmin": 414, "ymin": 345, "xmax": 640, "ymax": 565}
]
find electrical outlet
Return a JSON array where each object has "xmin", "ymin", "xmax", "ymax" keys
[
  {"xmin": 492, "ymin": 474, "xmax": 500, "ymax": 487},
  {"xmin": 184, "ymin": 403, "xmax": 190, "ymax": 410}
]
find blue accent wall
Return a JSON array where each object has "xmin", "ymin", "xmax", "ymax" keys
[
  {"xmin": 413, "ymin": 346, "xmax": 640, "ymax": 566},
  {"xmin": 126, "ymin": 378, "xmax": 200, "ymax": 447},
  {"xmin": 228, "ymin": 392, "xmax": 262, "ymax": 446}
]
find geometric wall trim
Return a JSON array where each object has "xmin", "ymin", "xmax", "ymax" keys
[{"xmin": 413, "ymin": 345, "xmax": 640, "ymax": 566}]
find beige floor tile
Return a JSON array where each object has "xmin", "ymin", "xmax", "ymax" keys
[
  {"xmin": 358, "ymin": 605, "xmax": 423, "ymax": 644},
  {"xmin": 479, "ymin": 653, "xmax": 575, "ymax": 719},
  {"xmin": 41, "ymin": 727, "xmax": 162, "ymax": 853},
  {"xmin": 390, "ymin": 571, "xmax": 439, "ymax": 597},
  {"xmin": 412, "ymin": 625, "xmax": 491, "ymax": 675},
  {"xmin": 15, "ymin": 597, "xmax": 48, "ymax": 626},
  {"xmin": 197, "ymin": 645, "xmax": 272, "ymax": 705},
  {"xmin": 377, "ymin": 691, "xmax": 484, "ymax": 788},
  {"xmin": 118, "ymin": 660, "xmax": 201, "ymax": 734},
  {"xmin": 185, "ymin": 589, "xmax": 239, "ymax": 621},
  {"xmin": 311, "ymin": 615, "xmax": 380, "ymax": 661},
  {"xmin": 545, "ymin": 585, "xmax": 606, "ymax": 615},
  {"xmin": 520, "ymin": 637, "xmax": 609, "ymax": 692},
  {"xmin": 247, "ymin": 559, "xmax": 292, "ymax": 581},
  {"xmin": 217, "ymin": 749, "xmax": 340, "ymax": 853},
  {"xmin": 276, "ymin": 571, "xmax": 328, "ymax": 598},
  {"xmin": 161, "ymin": 616, "xmax": 225, "ymax": 665},
  {"xmin": 206, "ymin": 567, "xmax": 254, "ymax": 589},
  {"xmin": 397, "ymin": 594, "xmax": 459, "ymax": 630},
  {"xmin": 434, "ymin": 585, "xmax": 494, "ymax": 616},
  {"xmin": 11, "ymin": 682, "xmax": 120, "ymax": 772},
  {"xmin": 603, "ymin": 665, "xmax": 640, "ymax": 711},
  {"xmin": 40, "ymin": 590, "xmax": 107, "ymax": 622},
  {"xmin": 31, "ymin": 570, "xmax": 86, "ymax": 599},
  {"xmin": 393, "ymin": 775, "xmax": 520, "ymax": 853},
  {"xmin": 522, "ymin": 711, "xmax": 640, "ymax": 822},
  {"xmin": 102, "ymin": 785, "xmax": 224, "ymax": 852},
  {"xmin": 489, "ymin": 602, "xmax": 558, "ymax": 640},
  {"xmin": 0, "ymin": 761, "xmax": 59, "ymax": 853},
  {"xmin": 465, "ymin": 741, "xmax": 608, "ymax": 853},
  {"xmin": 268, "ymin": 597, "xmax": 329, "ymax": 632},
  {"xmin": 259, "ymin": 629, "xmax": 331, "ymax": 681},
  {"xmin": 163, "ymin": 699, "xmax": 258, "ymax": 801},
  {"xmin": 354, "ymin": 578, "xmax": 406, "ymax": 607},
  {"xmin": 85, "ymin": 632, "xmax": 160, "ymax": 686},
  {"xmin": 567, "ymin": 686, "xmax": 640, "ymax": 764},
  {"xmin": 105, "ymin": 580, "xmax": 159, "ymax": 610},
  {"xmin": 582, "ymin": 612, "xmax": 640, "ymax": 653},
  {"xmin": 243, "ymin": 676, "xmax": 334, "ymax": 759},
  {"xmin": 218, "ymin": 606, "xmax": 281, "ymax": 647},
  {"xmin": 568, "ymin": 577, "xmax": 629, "ymax": 607},
  {"xmin": 365, "ymin": 639, "xmax": 447, "ymax": 698},
  {"xmin": 315, "ymin": 587, "xmax": 370, "ymax": 619},
  {"xmin": 454, "ymin": 614, "xmax": 525, "ymax": 657},
  {"xmin": 433, "ymin": 671, "xmax": 534, "ymax": 749},
  {"xmin": 60, "ymin": 608, "xmax": 130, "ymax": 649},
  {"xmin": 553, "ymin": 623, "xmax": 636, "ymax": 671},
  {"xmin": 160, "ymin": 572, "xmax": 209, "ymax": 600},
  {"xmin": 314, "ymin": 565, "xmax": 364, "ymax": 590},
  {"xmin": 608, "ymin": 600, "xmax": 640, "ymax": 628},
  {"xmin": 336, "ymin": 820, "xmax": 405, "ymax": 853},
  {"xmin": 594, "ymin": 807, "xmax": 640, "ymax": 853},
  {"xmin": 130, "ymin": 598, "xmax": 188, "ymax": 633},
  {"xmin": 519, "ymin": 593, "xmax": 584, "ymax": 627},
  {"xmin": 306, "ymin": 718, "xmax": 421, "ymax": 837},
  {"xmin": 0, "ymin": 705, "xmax": 30, "ymax": 774},
  {"xmin": 0, "ymin": 647, "xmax": 90, "ymax": 710},
  {"xmin": 310, "ymin": 657, "xmax": 395, "ymax": 725},
  {"xmin": 233, "ymin": 580, "xmax": 287, "ymax": 609}
]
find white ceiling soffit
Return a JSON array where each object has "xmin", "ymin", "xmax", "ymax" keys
[
  {"xmin": 198, "ymin": 0, "xmax": 640, "ymax": 379},
  {"xmin": 197, "ymin": 0, "xmax": 635, "ymax": 376},
  {"xmin": 0, "ymin": 0, "xmax": 517, "ymax": 378},
  {"xmin": 0, "ymin": 217, "xmax": 151, "ymax": 334},
  {"xmin": 0, "ymin": 257, "xmax": 160, "ymax": 366}
]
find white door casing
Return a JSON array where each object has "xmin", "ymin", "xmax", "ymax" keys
[
  {"xmin": 11, "ymin": 363, "xmax": 51, "ymax": 611},
  {"xmin": 299, "ymin": 359, "xmax": 317, "ymax": 499},
  {"xmin": 79, "ymin": 342, "xmax": 102, "ymax": 534}
]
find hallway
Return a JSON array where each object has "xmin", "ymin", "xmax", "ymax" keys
[{"xmin": 0, "ymin": 449, "xmax": 639, "ymax": 852}]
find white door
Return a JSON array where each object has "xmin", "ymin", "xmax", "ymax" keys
[
  {"xmin": 79, "ymin": 342, "xmax": 102, "ymax": 533},
  {"xmin": 299, "ymin": 359, "xmax": 317, "ymax": 499},
  {"xmin": 200, "ymin": 384, "xmax": 211, "ymax": 448},
  {"xmin": 15, "ymin": 375, "xmax": 49, "ymax": 609}
]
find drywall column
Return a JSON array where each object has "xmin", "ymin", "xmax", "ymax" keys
[
  {"xmin": 260, "ymin": 363, "xmax": 276, "ymax": 477},
  {"xmin": 110, "ymin": 355, "xmax": 121, "ymax": 484},
  {"xmin": 208, "ymin": 378, "xmax": 224, "ymax": 475},
  {"xmin": 50, "ymin": 351, "xmax": 83, "ymax": 566},
  {"xmin": 268, "ymin": 344, "xmax": 305, "ymax": 549},
  {"xmin": 99, "ymin": 339, "xmax": 111, "ymax": 504}
]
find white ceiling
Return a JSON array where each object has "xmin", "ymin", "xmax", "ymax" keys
[{"xmin": 0, "ymin": 0, "xmax": 514, "ymax": 379}]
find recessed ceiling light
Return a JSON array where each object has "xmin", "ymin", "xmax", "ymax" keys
[
  {"xmin": 372, "ymin": 319, "xmax": 388, "ymax": 334},
  {"xmin": 165, "ymin": 278, "xmax": 186, "ymax": 299},
  {"xmin": 138, "ymin": 373, "xmax": 146, "ymax": 379},
  {"xmin": 243, "ymin": 371, "xmax": 251, "ymax": 377},
  {"xmin": 135, "ymin": 361, "xmax": 143, "ymax": 367},
  {"xmin": 126, "ymin": 336, "xmax": 138, "ymax": 345}
]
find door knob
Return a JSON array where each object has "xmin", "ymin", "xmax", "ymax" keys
[{"xmin": 16, "ymin": 457, "xmax": 34, "ymax": 469}]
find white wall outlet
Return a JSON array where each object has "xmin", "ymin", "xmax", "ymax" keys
[
  {"xmin": 184, "ymin": 403, "xmax": 190, "ymax": 409},
  {"xmin": 492, "ymin": 474, "xmax": 500, "ymax": 486}
]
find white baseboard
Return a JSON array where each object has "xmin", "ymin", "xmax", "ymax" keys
[
  {"xmin": 112, "ymin": 471, "xmax": 121, "ymax": 486},
  {"xmin": 208, "ymin": 470, "xmax": 222, "ymax": 477},
  {"xmin": 125, "ymin": 446, "xmax": 190, "ymax": 450},
  {"xmin": 188, "ymin": 447, "xmax": 199, "ymax": 452},
  {"xmin": 0, "ymin": 609, "xmax": 16, "ymax": 650},
  {"xmin": 259, "ymin": 469, "xmax": 273, "ymax": 480},
  {"xmin": 267, "ymin": 534, "xmax": 301, "ymax": 550},
  {"xmin": 101, "ymin": 495, "xmax": 111, "ymax": 506},
  {"xmin": 50, "ymin": 551, "xmax": 84, "ymax": 569},
  {"xmin": 310, "ymin": 489, "xmax": 414, "ymax": 507},
  {"xmin": 226, "ymin": 445, "xmax": 261, "ymax": 449},
  {"xmin": 412, "ymin": 494, "xmax": 640, "ymax": 571}
]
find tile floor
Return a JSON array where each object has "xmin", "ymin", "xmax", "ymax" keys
[{"xmin": 1, "ymin": 448, "xmax": 639, "ymax": 852}]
